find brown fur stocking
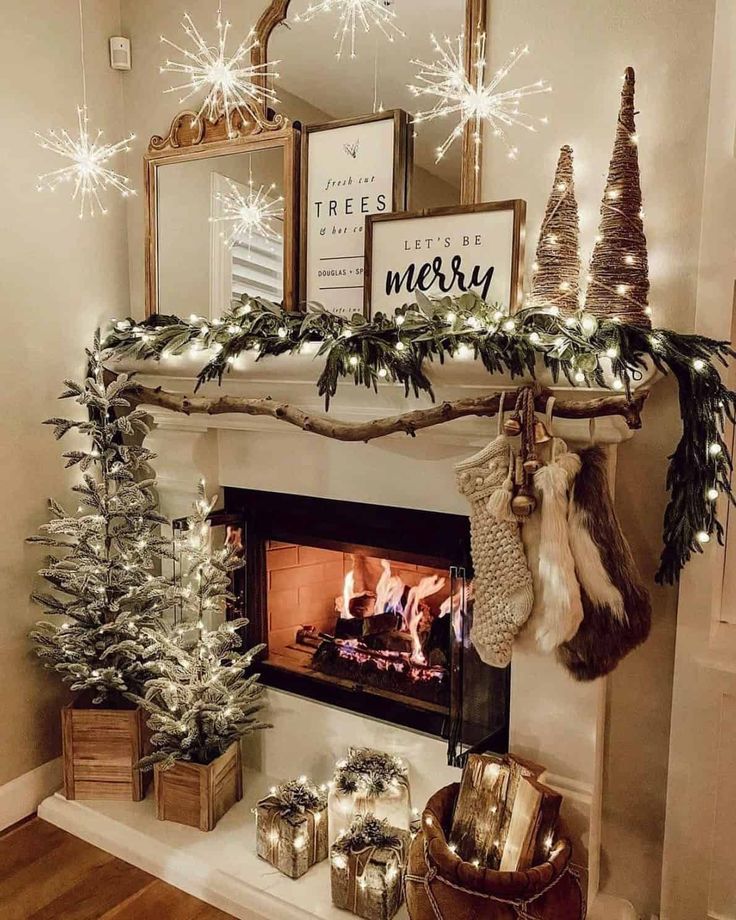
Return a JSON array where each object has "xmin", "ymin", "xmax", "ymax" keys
[{"xmin": 558, "ymin": 447, "xmax": 651, "ymax": 680}]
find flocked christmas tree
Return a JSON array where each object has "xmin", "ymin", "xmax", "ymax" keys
[
  {"xmin": 528, "ymin": 144, "xmax": 581, "ymax": 317},
  {"xmin": 133, "ymin": 483, "xmax": 270, "ymax": 769},
  {"xmin": 28, "ymin": 334, "xmax": 176, "ymax": 704},
  {"xmin": 584, "ymin": 66, "xmax": 651, "ymax": 327}
]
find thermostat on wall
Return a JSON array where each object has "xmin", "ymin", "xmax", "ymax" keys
[{"xmin": 109, "ymin": 36, "xmax": 131, "ymax": 71}]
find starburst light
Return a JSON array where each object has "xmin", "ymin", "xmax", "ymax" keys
[
  {"xmin": 409, "ymin": 34, "xmax": 550, "ymax": 168},
  {"xmin": 160, "ymin": 7, "xmax": 280, "ymax": 137},
  {"xmin": 295, "ymin": 0, "xmax": 405, "ymax": 60},
  {"xmin": 211, "ymin": 177, "xmax": 284, "ymax": 249},
  {"xmin": 35, "ymin": 106, "xmax": 136, "ymax": 219}
]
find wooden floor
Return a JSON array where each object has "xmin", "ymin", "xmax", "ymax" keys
[{"xmin": 0, "ymin": 818, "xmax": 234, "ymax": 920}]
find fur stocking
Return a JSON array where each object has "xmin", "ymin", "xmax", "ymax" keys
[
  {"xmin": 559, "ymin": 447, "xmax": 651, "ymax": 680},
  {"xmin": 522, "ymin": 449, "xmax": 584, "ymax": 653}
]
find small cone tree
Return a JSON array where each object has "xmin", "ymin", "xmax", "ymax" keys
[
  {"xmin": 584, "ymin": 66, "xmax": 651, "ymax": 327},
  {"xmin": 133, "ymin": 483, "xmax": 270, "ymax": 769},
  {"xmin": 529, "ymin": 145, "xmax": 581, "ymax": 317},
  {"xmin": 28, "ymin": 335, "xmax": 176, "ymax": 704}
]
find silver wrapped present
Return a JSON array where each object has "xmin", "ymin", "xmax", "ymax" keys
[
  {"xmin": 330, "ymin": 816, "xmax": 410, "ymax": 920},
  {"xmin": 256, "ymin": 779, "xmax": 329, "ymax": 879}
]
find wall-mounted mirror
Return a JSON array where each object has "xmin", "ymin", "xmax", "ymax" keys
[
  {"xmin": 268, "ymin": 0, "xmax": 474, "ymax": 209},
  {"xmin": 145, "ymin": 123, "xmax": 298, "ymax": 318},
  {"xmin": 145, "ymin": 0, "xmax": 485, "ymax": 316}
]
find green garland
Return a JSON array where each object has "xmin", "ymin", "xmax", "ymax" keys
[{"xmin": 103, "ymin": 292, "xmax": 736, "ymax": 585}]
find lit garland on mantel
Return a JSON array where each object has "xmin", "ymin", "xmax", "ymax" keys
[{"xmin": 104, "ymin": 293, "xmax": 736, "ymax": 585}]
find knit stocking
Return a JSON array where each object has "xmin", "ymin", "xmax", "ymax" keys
[
  {"xmin": 456, "ymin": 435, "xmax": 534, "ymax": 668},
  {"xmin": 521, "ymin": 447, "xmax": 584, "ymax": 653},
  {"xmin": 559, "ymin": 447, "xmax": 651, "ymax": 680}
]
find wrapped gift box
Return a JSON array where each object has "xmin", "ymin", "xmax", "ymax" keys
[
  {"xmin": 328, "ymin": 748, "xmax": 411, "ymax": 845},
  {"xmin": 331, "ymin": 816, "xmax": 410, "ymax": 920},
  {"xmin": 255, "ymin": 779, "xmax": 329, "ymax": 879}
]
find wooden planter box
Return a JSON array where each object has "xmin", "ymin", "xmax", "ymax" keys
[
  {"xmin": 154, "ymin": 742, "xmax": 243, "ymax": 832},
  {"xmin": 61, "ymin": 697, "xmax": 150, "ymax": 801}
]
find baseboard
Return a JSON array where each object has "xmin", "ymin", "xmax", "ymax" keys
[{"xmin": 0, "ymin": 758, "xmax": 62, "ymax": 832}]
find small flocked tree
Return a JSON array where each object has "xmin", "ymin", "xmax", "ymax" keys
[
  {"xmin": 28, "ymin": 334, "xmax": 176, "ymax": 704},
  {"xmin": 133, "ymin": 483, "xmax": 270, "ymax": 769}
]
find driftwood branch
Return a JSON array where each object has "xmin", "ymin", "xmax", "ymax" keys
[{"xmin": 113, "ymin": 374, "xmax": 649, "ymax": 443}]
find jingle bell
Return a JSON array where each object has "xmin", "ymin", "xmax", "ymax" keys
[
  {"xmin": 534, "ymin": 419, "xmax": 552, "ymax": 444},
  {"xmin": 503, "ymin": 417, "xmax": 522, "ymax": 437},
  {"xmin": 511, "ymin": 493, "xmax": 537, "ymax": 517}
]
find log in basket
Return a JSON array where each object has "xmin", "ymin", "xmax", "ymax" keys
[{"xmin": 404, "ymin": 784, "xmax": 585, "ymax": 920}]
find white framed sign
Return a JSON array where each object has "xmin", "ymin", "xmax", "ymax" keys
[
  {"xmin": 364, "ymin": 201, "xmax": 526, "ymax": 317},
  {"xmin": 300, "ymin": 110, "xmax": 411, "ymax": 317}
]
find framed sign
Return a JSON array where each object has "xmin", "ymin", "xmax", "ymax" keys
[
  {"xmin": 364, "ymin": 200, "xmax": 526, "ymax": 317},
  {"xmin": 300, "ymin": 110, "xmax": 412, "ymax": 317}
]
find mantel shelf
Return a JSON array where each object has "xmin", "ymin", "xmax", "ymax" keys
[{"xmin": 111, "ymin": 351, "xmax": 658, "ymax": 447}]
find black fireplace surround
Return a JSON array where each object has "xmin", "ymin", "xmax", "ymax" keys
[{"xmin": 218, "ymin": 487, "xmax": 509, "ymax": 765}]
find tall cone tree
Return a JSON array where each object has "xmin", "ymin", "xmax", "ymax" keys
[
  {"xmin": 529, "ymin": 145, "xmax": 581, "ymax": 316},
  {"xmin": 584, "ymin": 66, "xmax": 651, "ymax": 327}
]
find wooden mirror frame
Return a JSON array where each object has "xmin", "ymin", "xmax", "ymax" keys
[
  {"xmin": 144, "ymin": 113, "xmax": 300, "ymax": 317},
  {"xmin": 251, "ymin": 0, "xmax": 487, "ymax": 204}
]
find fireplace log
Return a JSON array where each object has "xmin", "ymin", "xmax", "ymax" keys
[
  {"xmin": 311, "ymin": 638, "xmax": 448, "ymax": 706},
  {"xmin": 111, "ymin": 374, "xmax": 649, "ymax": 442},
  {"xmin": 334, "ymin": 612, "xmax": 401, "ymax": 640}
]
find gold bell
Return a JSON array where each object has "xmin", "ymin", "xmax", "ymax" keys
[
  {"xmin": 511, "ymin": 492, "xmax": 537, "ymax": 517},
  {"xmin": 503, "ymin": 417, "xmax": 522, "ymax": 437},
  {"xmin": 534, "ymin": 419, "xmax": 552, "ymax": 444}
]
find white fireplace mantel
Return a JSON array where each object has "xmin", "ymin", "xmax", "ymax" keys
[{"xmin": 39, "ymin": 354, "xmax": 642, "ymax": 918}]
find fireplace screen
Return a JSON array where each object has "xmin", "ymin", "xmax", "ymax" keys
[{"xmin": 200, "ymin": 488, "xmax": 509, "ymax": 764}]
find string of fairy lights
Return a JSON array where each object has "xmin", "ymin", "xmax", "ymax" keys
[{"xmin": 103, "ymin": 293, "xmax": 736, "ymax": 584}]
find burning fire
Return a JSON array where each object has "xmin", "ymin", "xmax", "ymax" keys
[
  {"xmin": 375, "ymin": 559, "xmax": 405, "ymax": 615},
  {"xmin": 337, "ymin": 559, "xmax": 446, "ymax": 666},
  {"xmin": 342, "ymin": 569, "xmax": 355, "ymax": 620}
]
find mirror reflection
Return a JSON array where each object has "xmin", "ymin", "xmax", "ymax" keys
[
  {"xmin": 271, "ymin": 0, "xmax": 465, "ymax": 208},
  {"xmin": 156, "ymin": 148, "xmax": 285, "ymax": 317}
]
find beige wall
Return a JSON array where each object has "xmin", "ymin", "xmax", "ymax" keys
[
  {"xmin": 0, "ymin": 0, "xmax": 130, "ymax": 785},
  {"xmin": 482, "ymin": 1, "xmax": 715, "ymax": 914}
]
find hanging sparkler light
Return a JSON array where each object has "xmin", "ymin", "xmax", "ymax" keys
[
  {"xmin": 295, "ymin": 0, "xmax": 405, "ymax": 60},
  {"xmin": 160, "ymin": 3, "xmax": 280, "ymax": 137},
  {"xmin": 211, "ymin": 176, "xmax": 284, "ymax": 249},
  {"xmin": 35, "ymin": 0, "xmax": 135, "ymax": 218},
  {"xmin": 409, "ymin": 33, "xmax": 551, "ymax": 169}
]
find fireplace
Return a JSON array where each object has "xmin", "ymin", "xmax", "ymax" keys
[{"xmin": 211, "ymin": 488, "xmax": 509, "ymax": 764}]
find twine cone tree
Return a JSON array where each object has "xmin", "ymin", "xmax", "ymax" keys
[
  {"xmin": 584, "ymin": 66, "xmax": 651, "ymax": 327},
  {"xmin": 529, "ymin": 145, "xmax": 581, "ymax": 317}
]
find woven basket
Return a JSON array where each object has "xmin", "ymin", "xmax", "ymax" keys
[{"xmin": 405, "ymin": 784, "xmax": 585, "ymax": 920}]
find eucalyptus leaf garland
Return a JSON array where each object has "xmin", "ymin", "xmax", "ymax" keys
[{"xmin": 103, "ymin": 293, "xmax": 736, "ymax": 585}]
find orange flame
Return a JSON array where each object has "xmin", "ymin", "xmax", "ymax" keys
[
  {"xmin": 341, "ymin": 569, "xmax": 355, "ymax": 619},
  {"xmin": 404, "ymin": 574, "xmax": 446, "ymax": 665}
]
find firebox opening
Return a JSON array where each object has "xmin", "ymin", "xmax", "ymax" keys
[{"xmin": 265, "ymin": 540, "xmax": 459, "ymax": 713}]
